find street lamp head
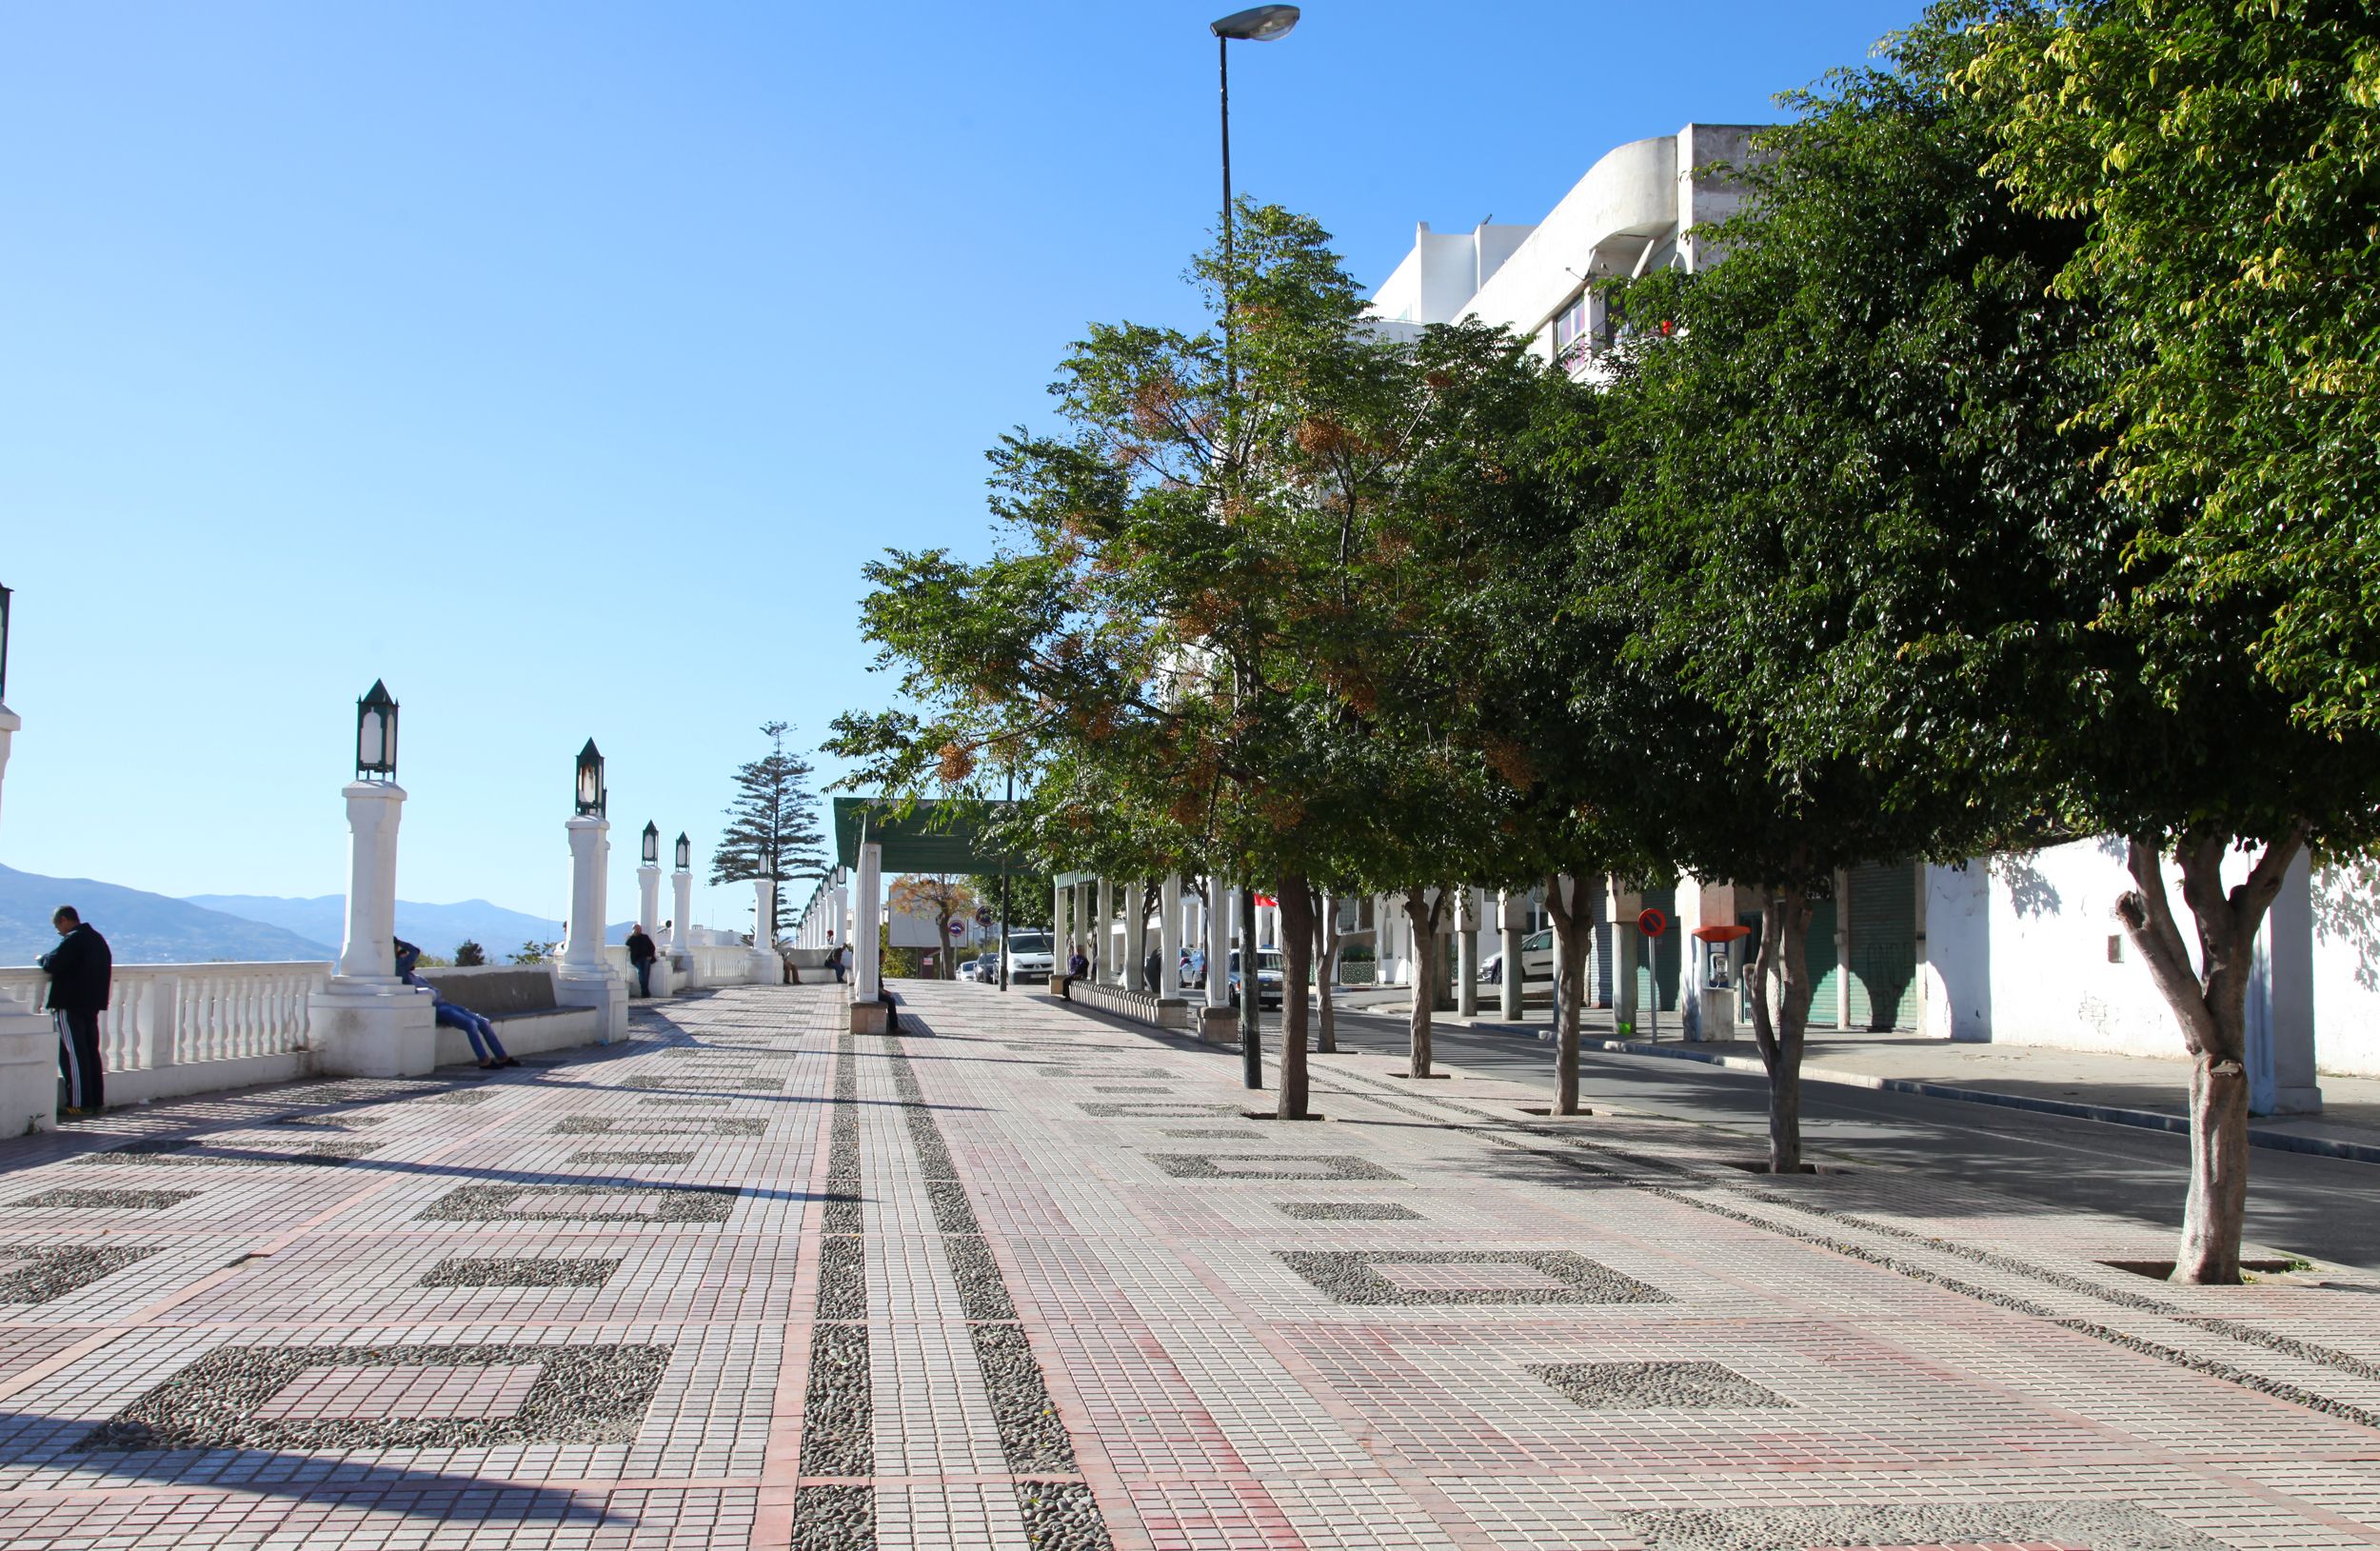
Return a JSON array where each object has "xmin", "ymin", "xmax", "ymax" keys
[
  {"xmin": 674, "ymin": 832, "xmax": 691, "ymax": 872},
  {"xmin": 574, "ymin": 740, "xmax": 606, "ymax": 817},
  {"xmin": 1211, "ymin": 4, "xmax": 1299, "ymax": 40},
  {"xmin": 355, "ymin": 681, "xmax": 399, "ymax": 782},
  {"xmin": 642, "ymin": 822, "xmax": 659, "ymax": 865}
]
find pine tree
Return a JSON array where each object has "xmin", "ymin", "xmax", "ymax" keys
[{"xmin": 711, "ymin": 721, "xmax": 827, "ymax": 936}]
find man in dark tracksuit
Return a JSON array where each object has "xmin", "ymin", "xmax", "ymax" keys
[{"xmin": 39, "ymin": 907, "xmax": 111, "ymax": 1117}]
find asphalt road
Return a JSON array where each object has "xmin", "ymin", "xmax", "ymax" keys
[{"xmin": 1219, "ymin": 1001, "xmax": 2380, "ymax": 1273}]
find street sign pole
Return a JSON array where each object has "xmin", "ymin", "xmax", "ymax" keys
[{"xmin": 1636, "ymin": 906, "xmax": 1670, "ymax": 1044}]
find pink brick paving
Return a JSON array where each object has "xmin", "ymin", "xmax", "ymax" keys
[{"xmin": 0, "ymin": 985, "xmax": 2368, "ymax": 1547}]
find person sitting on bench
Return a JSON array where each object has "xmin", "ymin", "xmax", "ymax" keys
[{"xmin": 395, "ymin": 940, "xmax": 520, "ymax": 1069}]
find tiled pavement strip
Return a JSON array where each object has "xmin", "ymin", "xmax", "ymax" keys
[{"xmin": 0, "ymin": 991, "xmax": 2375, "ymax": 1547}]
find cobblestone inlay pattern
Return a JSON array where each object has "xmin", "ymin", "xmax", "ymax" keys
[
  {"xmin": 566, "ymin": 1149, "xmax": 698, "ymax": 1167},
  {"xmin": 0, "ymin": 1245, "xmax": 158, "ymax": 1304},
  {"xmin": 883, "ymin": 1027, "xmax": 1113, "ymax": 1550},
  {"xmin": 1279, "ymin": 1248, "xmax": 1673, "ymax": 1305},
  {"xmin": 8, "ymin": 1188, "xmax": 197, "ymax": 1211},
  {"xmin": 1151, "ymin": 1152, "xmax": 1401, "ymax": 1182},
  {"xmin": 1624, "ymin": 1501, "xmax": 2223, "ymax": 1551},
  {"xmin": 76, "ymin": 1139, "xmax": 383, "ymax": 1167},
  {"xmin": 1279, "ymin": 1202, "xmax": 1422, "ymax": 1221},
  {"xmin": 417, "ymin": 1257, "xmax": 623, "ymax": 1288},
  {"xmin": 412, "ymin": 1183, "xmax": 741, "ymax": 1223},
  {"xmin": 550, "ymin": 1116, "xmax": 768, "ymax": 1137},
  {"xmin": 81, "ymin": 1342, "xmax": 670, "ymax": 1450},
  {"xmin": 1314, "ymin": 1054, "xmax": 2380, "ymax": 1433},
  {"xmin": 623, "ymin": 1075, "xmax": 784, "ymax": 1094},
  {"xmin": 1528, "ymin": 1360, "xmax": 1791, "ymax": 1409},
  {"xmin": 795, "ymin": 1032, "xmax": 872, "ymax": 1548}
]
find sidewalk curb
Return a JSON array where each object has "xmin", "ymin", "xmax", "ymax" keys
[{"xmin": 1569, "ymin": 1036, "xmax": 2380, "ymax": 1166}]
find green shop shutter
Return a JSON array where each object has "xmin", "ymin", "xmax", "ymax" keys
[
  {"xmin": 1805, "ymin": 894, "xmax": 1841, "ymax": 1027},
  {"xmin": 1846, "ymin": 861, "xmax": 1918, "ymax": 1029}
]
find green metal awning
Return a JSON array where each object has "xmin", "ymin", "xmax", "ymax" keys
[{"xmin": 832, "ymin": 797, "xmax": 1020, "ymax": 874}]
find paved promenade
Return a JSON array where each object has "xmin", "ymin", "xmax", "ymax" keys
[{"xmin": 2, "ymin": 983, "xmax": 2380, "ymax": 1549}]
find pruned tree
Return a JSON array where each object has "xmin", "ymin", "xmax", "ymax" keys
[{"xmin": 711, "ymin": 720, "xmax": 827, "ymax": 936}]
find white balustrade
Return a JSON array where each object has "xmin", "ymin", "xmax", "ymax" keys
[{"xmin": 0, "ymin": 962, "xmax": 330, "ymax": 1072}]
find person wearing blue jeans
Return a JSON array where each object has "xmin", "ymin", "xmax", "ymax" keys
[
  {"xmin": 824, "ymin": 943, "xmax": 846, "ymax": 983},
  {"xmin": 395, "ymin": 940, "xmax": 520, "ymax": 1069}
]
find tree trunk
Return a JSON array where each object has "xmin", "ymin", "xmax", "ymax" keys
[
  {"xmin": 1276, "ymin": 878, "xmax": 1315, "ymax": 1120},
  {"xmin": 1401, "ymin": 886, "xmax": 1448, "ymax": 1078},
  {"xmin": 2113, "ymin": 826, "xmax": 2305, "ymax": 1284},
  {"xmin": 1315, "ymin": 887, "xmax": 1339, "ymax": 1055},
  {"xmin": 1544, "ymin": 873, "xmax": 1593, "ymax": 1116},
  {"xmin": 1746, "ymin": 885, "xmax": 1816, "ymax": 1172},
  {"xmin": 1239, "ymin": 881, "xmax": 1263, "ymax": 1089}
]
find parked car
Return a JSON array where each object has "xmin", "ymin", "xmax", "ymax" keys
[
  {"xmin": 1003, "ymin": 930, "xmax": 1054, "ymax": 984},
  {"xmin": 1479, "ymin": 927, "xmax": 1556, "ymax": 984},
  {"xmin": 1225, "ymin": 947, "xmax": 1286, "ymax": 1009},
  {"xmin": 958, "ymin": 953, "xmax": 999, "ymax": 983}
]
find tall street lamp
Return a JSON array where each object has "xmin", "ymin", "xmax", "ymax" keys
[
  {"xmin": 1210, "ymin": 5, "xmax": 1300, "ymax": 309},
  {"xmin": 1208, "ymin": 5, "xmax": 1298, "ymax": 1089}
]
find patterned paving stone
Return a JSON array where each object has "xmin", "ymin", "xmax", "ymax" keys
[
  {"xmin": 80, "ymin": 1341, "xmax": 670, "ymax": 1450},
  {"xmin": 2, "ymin": 981, "xmax": 2380, "ymax": 1549}
]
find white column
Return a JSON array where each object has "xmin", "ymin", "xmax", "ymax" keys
[
  {"xmin": 0, "ymin": 704, "xmax": 17, "ymax": 839},
  {"xmin": 313, "ymin": 779, "xmax": 442, "ymax": 1075},
  {"xmin": 1497, "ymin": 887, "xmax": 1526, "ymax": 1021},
  {"xmin": 555, "ymin": 814, "xmax": 626, "ymax": 1041},
  {"xmin": 2250, "ymin": 847, "xmax": 2322, "ymax": 1115},
  {"xmin": 1455, "ymin": 887, "xmax": 1479, "ymax": 1018},
  {"xmin": 338, "ymin": 782, "xmax": 407, "ymax": 982},
  {"xmin": 637, "ymin": 864, "xmax": 662, "ymax": 945},
  {"xmin": 0, "ymin": 703, "xmax": 50, "ymax": 1132},
  {"xmin": 750, "ymin": 877, "xmax": 777, "ymax": 984},
  {"xmin": 1127, "ymin": 881, "xmax": 1150, "ymax": 991},
  {"xmin": 670, "ymin": 868, "xmax": 693, "ymax": 957},
  {"xmin": 1834, "ymin": 866, "xmax": 1853, "ymax": 1031},
  {"xmin": 1095, "ymin": 877, "xmax": 1114, "ymax": 982},
  {"xmin": 1205, "ymin": 883, "xmax": 1232, "ymax": 1010},
  {"xmin": 1609, "ymin": 877, "xmax": 1641, "ymax": 1035},
  {"xmin": 1159, "ymin": 873, "xmax": 1183, "ymax": 998},
  {"xmin": 853, "ymin": 843, "xmax": 883, "ymax": 1002}
]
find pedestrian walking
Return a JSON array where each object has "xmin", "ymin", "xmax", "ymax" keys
[
  {"xmin": 626, "ymin": 925, "xmax": 659, "ymax": 997},
  {"xmin": 39, "ymin": 907, "xmax": 111, "ymax": 1117}
]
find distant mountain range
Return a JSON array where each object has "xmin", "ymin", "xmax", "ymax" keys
[
  {"xmin": 185, "ymin": 896, "xmax": 645, "ymax": 959},
  {"xmin": 0, "ymin": 865, "xmax": 645, "ymax": 968},
  {"xmin": 1, "ymin": 865, "xmax": 338, "ymax": 966}
]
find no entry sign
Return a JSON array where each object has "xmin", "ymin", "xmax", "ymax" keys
[{"xmin": 1636, "ymin": 906, "xmax": 1669, "ymax": 939}]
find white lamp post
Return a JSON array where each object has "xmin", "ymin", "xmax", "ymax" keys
[
  {"xmin": 670, "ymin": 832, "xmax": 693, "ymax": 960},
  {"xmin": 311, "ymin": 682, "xmax": 440, "ymax": 1078},
  {"xmin": 554, "ymin": 740, "xmax": 627, "ymax": 1041}
]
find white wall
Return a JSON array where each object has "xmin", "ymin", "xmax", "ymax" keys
[{"xmin": 1926, "ymin": 840, "xmax": 2380, "ymax": 1078}]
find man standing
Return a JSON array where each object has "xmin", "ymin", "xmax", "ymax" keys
[
  {"xmin": 625, "ymin": 924, "xmax": 659, "ymax": 998},
  {"xmin": 39, "ymin": 907, "xmax": 110, "ymax": 1118}
]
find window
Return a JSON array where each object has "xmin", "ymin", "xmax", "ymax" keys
[{"xmin": 1551, "ymin": 289, "xmax": 1592, "ymax": 354}]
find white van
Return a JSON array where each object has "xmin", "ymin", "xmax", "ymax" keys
[{"xmin": 1004, "ymin": 930, "xmax": 1055, "ymax": 984}]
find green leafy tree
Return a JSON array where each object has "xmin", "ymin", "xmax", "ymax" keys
[
  {"xmin": 508, "ymin": 940, "xmax": 553, "ymax": 964},
  {"xmin": 1959, "ymin": 0, "xmax": 2380, "ymax": 734},
  {"xmin": 711, "ymin": 721, "xmax": 827, "ymax": 936},
  {"xmin": 1593, "ymin": 18, "xmax": 2115, "ymax": 1172}
]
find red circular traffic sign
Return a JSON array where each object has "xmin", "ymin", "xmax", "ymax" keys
[{"xmin": 1636, "ymin": 907, "xmax": 1669, "ymax": 939}]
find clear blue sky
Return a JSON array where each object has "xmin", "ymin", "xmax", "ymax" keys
[{"xmin": 0, "ymin": 0, "xmax": 1916, "ymax": 933}]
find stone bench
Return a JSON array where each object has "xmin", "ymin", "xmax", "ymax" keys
[
  {"xmin": 1054, "ymin": 978, "xmax": 1194, "ymax": 1033},
  {"xmin": 413, "ymin": 967, "xmax": 604, "ymax": 1064}
]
